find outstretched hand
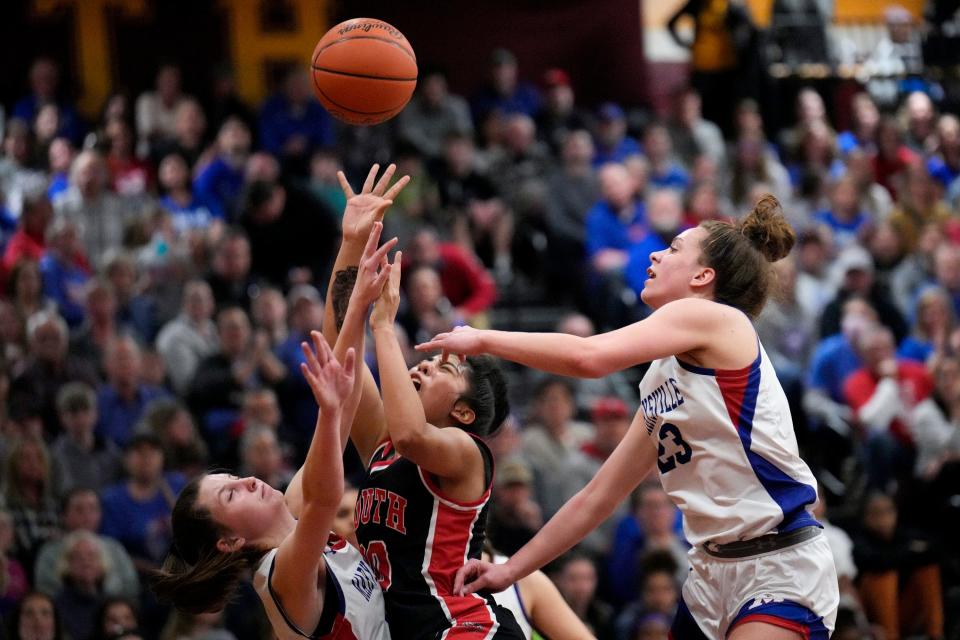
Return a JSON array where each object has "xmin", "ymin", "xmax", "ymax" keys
[
  {"xmin": 300, "ymin": 330, "xmax": 356, "ymax": 413},
  {"xmin": 353, "ymin": 221, "xmax": 398, "ymax": 308},
  {"xmin": 339, "ymin": 164, "xmax": 410, "ymax": 243},
  {"xmin": 453, "ymin": 558, "xmax": 515, "ymax": 596},
  {"xmin": 415, "ymin": 326, "xmax": 485, "ymax": 358}
]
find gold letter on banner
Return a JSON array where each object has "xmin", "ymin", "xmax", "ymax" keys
[
  {"xmin": 220, "ymin": 0, "xmax": 327, "ymax": 108},
  {"xmin": 32, "ymin": 0, "xmax": 148, "ymax": 119}
]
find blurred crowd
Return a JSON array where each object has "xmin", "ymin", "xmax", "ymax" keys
[{"xmin": 0, "ymin": 15, "xmax": 958, "ymax": 640}]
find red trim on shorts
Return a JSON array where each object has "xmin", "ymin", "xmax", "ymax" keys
[{"xmin": 729, "ymin": 613, "xmax": 809, "ymax": 640}]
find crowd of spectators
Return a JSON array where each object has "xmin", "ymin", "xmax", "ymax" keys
[{"xmin": 0, "ymin": 23, "xmax": 958, "ymax": 640}]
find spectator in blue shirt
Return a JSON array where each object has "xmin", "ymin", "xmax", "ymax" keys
[
  {"xmin": 585, "ymin": 163, "xmax": 647, "ymax": 274},
  {"xmin": 642, "ymin": 122, "xmax": 689, "ymax": 190},
  {"xmin": 625, "ymin": 189, "xmax": 689, "ymax": 301},
  {"xmin": 100, "ymin": 433, "xmax": 185, "ymax": 572},
  {"xmin": 899, "ymin": 285, "xmax": 954, "ymax": 364},
  {"xmin": 258, "ymin": 68, "xmax": 334, "ymax": 177},
  {"xmin": 927, "ymin": 114, "xmax": 960, "ymax": 189},
  {"xmin": 158, "ymin": 153, "xmax": 219, "ymax": 236},
  {"xmin": 470, "ymin": 48, "xmax": 541, "ymax": 124},
  {"xmin": 95, "ymin": 335, "xmax": 169, "ymax": 448},
  {"xmin": 814, "ymin": 176, "xmax": 871, "ymax": 249},
  {"xmin": 837, "ymin": 92, "xmax": 880, "ymax": 156},
  {"xmin": 193, "ymin": 117, "xmax": 250, "ymax": 221},
  {"xmin": 12, "ymin": 58, "xmax": 84, "ymax": 144},
  {"xmin": 46, "ymin": 138, "xmax": 74, "ymax": 202},
  {"xmin": 39, "ymin": 218, "xmax": 90, "ymax": 328},
  {"xmin": 592, "ymin": 103, "xmax": 642, "ymax": 167}
]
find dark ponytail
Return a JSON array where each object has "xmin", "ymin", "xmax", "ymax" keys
[
  {"xmin": 456, "ymin": 356, "xmax": 510, "ymax": 437},
  {"xmin": 699, "ymin": 194, "xmax": 796, "ymax": 318},
  {"xmin": 150, "ymin": 475, "xmax": 263, "ymax": 614}
]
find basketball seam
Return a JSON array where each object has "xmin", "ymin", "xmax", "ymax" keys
[
  {"xmin": 311, "ymin": 67, "xmax": 417, "ymax": 82},
  {"xmin": 312, "ymin": 35, "xmax": 417, "ymax": 65},
  {"xmin": 311, "ymin": 71, "xmax": 407, "ymax": 116}
]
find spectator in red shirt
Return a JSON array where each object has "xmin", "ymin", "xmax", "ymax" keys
[
  {"xmin": 405, "ymin": 227, "xmax": 497, "ymax": 322},
  {"xmin": 3, "ymin": 188, "xmax": 52, "ymax": 275},
  {"xmin": 844, "ymin": 324, "xmax": 934, "ymax": 489}
]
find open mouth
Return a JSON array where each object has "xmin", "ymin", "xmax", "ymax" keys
[
  {"xmin": 410, "ymin": 373, "xmax": 422, "ymax": 391},
  {"xmin": 647, "ymin": 268, "xmax": 656, "ymax": 279}
]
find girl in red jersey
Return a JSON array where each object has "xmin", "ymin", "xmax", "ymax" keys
[{"xmin": 322, "ymin": 165, "xmax": 523, "ymax": 639}]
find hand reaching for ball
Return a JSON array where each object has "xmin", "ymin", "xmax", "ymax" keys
[{"xmin": 338, "ymin": 163, "xmax": 410, "ymax": 244}]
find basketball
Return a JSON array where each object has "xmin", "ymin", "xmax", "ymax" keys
[{"xmin": 310, "ymin": 18, "xmax": 417, "ymax": 126}]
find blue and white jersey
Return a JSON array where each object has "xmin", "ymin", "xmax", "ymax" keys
[{"xmin": 637, "ymin": 340, "xmax": 819, "ymax": 546}]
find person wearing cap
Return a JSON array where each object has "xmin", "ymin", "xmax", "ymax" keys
[
  {"xmin": 535, "ymin": 68, "xmax": 591, "ymax": 153},
  {"xmin": 100, "ymin": 432, "xmax": 186, "ymax": 575},
  {"xmin": 487, "ymin": 458, "xmax": 542, "ymax": 556},
  {"xmin": 818, "ymin": 244, "xmax": 907, "ymax": 343},
  {"xmin": 397, "ymin": 67, "xmax": 473, "ymax": 160},
  {"xmin": 592, "ymin": 103, "xmax": 641, "ymax": 167},
  {"xmin": 470, "ymin": 47, "xmax": 541, "ymax": 125},
  {"xmin": 558, "ymin": 396, "xmax": 633, "ymax": 557}
]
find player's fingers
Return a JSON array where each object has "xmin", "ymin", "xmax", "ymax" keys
[
  {"xmin": 336, "ymin": 171, "xmax": 355, "ymax": 198},
  {"xmin": 362, "ymin": 221, "xmax": 384, "ymax": 260},
  {"xmin": 301, "ymin": 341, "xmax": 321, "ymax": 374},
  {"xmin": 390, "ymin": 251, "xmax": 403, "ymax": 287},
  {"xmin": 372, "ymin": 163, "xmax": 396, "ymax": 196},
  {"xmin": 414, "ymin": 334, "xmax": 447, "ymax": 351},
  {"xmin": 371, "ymin": 236, "xmax": 399, "ymax": 265},
  {"xmin": 383, "ymin": 174, "xmax": 411, "ymax": 201},
  {"xmin": 361, "ymin": 164, "xmax": 380, "ymax": 194},
  {"xmin": 311, "ymin": 330, "xmax": 333, "ymax": 365},
  {"xmin": 454, "ymin": 560, "xmax": 476, "ymax": 594},
  {"xmin": 300, "ymin": 362, "xmax": 319, "ymax": 391},
  {"xmin": 373, "ymin": 199, "xmax": 393, "ymax": 222},
  {"xmin": 342, "ymin": 347, "xmax": 356, "ymax": 375}
]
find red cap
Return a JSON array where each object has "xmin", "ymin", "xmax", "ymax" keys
[
  {"xmin": 543, "ymin": 68, "xmax": 571, "ymax": 88},
  {"xmin": 593, "ymin": 396, "xmax": 628, "ymax": 421}
]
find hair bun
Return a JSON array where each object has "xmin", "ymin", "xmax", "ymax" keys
[{"xmin": 738, "ymin": 194, "xmax": 795, "ymax": 262}]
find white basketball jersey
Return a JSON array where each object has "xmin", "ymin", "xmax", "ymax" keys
[
  {"xmin": 253, "ymin": 534, "xmax": 391, "ymax": 640},
  {"xmin": 490, "ymin": 554, "xmax": 533, "ymax": 640},
  {"xmin": 637, "ymin": 340, "xmax": 820, "ymax": 546}
]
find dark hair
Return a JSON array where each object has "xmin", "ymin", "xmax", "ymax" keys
[
  {"xmin": 93, "ymin": 596, "xmax": 139, "ymax": 640},
  {"xmin": 533, "ymin": 375, "xmax": 576, "ymax": 401},
  {"xmin": 7, "ymin": 592, "xmax": 65, "ymax": 640},
  {"xmin": 453, "ymin": 356, "xmax": 509, "ymax": 437},
  {"xmin": 150, "ymin": 475, "xmax": 263, "ymax": 614},
  {"xmin": 61, "ymin": 486, "xmax": 99, "ymax": 515},
  {"xmin": 699, "ymin": 195, "xmax": 796, "ymax": 318}
]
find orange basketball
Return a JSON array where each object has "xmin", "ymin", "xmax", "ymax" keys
[{"xmin": 311, "ymin": 18, "xmax": 418, "ymax": 126}]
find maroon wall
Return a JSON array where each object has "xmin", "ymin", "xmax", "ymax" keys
[{"xmin": 334, "ymin": 0, "xmax": 649, "ymax": 108}]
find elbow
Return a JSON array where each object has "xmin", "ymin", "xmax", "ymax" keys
[
  {"xmin": 391, "ymin": 427, "xmax": 425, "ymax": 458},
  {"xmin": 572, "ymin": 345, "xmax": 606, "ymax": 379}
]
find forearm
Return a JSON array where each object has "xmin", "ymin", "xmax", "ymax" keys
[
  {"xmin": 333, "ymin": 297, "xmax": 368, "ymax": 451},
  {"xmin": 323, "ymin": 240, "xmax": 366, "ymax": 346},
  {"xmin": 301, "ymin": 408, "xmax": 345, "ymax": 507},
  {"xmin": 477, "ymin": 330, "xmax": 595, "ymax": 377},
  {"xmin": 373, "ymin": 323, "xmax": 429, "ymax": 446}
]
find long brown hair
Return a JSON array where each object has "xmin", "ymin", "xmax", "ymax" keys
[
  {"xmin": 699, "ymin": 195, "xmax": 796, "ymax": 318},
  {"xmin": 150, "ymin": 474, "xmax": 263, "ymax": 614}
]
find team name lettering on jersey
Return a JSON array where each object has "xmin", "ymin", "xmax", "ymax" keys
[
  {"xmin": 351, "ymin": 557, "xmax": 380, "ymax": 602},
  {"xmin": 357, "ymin": 487, "xmax": 408, "ymax": 534},
  {"xmin": 640, "ymin": 377, "xmax": 685, "ymax": 434}
]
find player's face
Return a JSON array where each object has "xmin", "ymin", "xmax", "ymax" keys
[
  {"xmin": 409, "ymin": 354, "xmax": 470, "ymax": 427},
  {"xmin": 198, "ymin": 473, "xmax": 288, "ymax": 546},
  {"xmin": 641, "ymin": 226, "xmax": 709, "ymax": 309}
]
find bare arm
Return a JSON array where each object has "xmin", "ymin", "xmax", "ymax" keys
[
  {"xmin": 272, "ymin": 341, "xmax": 356, "ymax": 632},
  {"xmin": 456, "ymin": 413, "xmax": 657, "ymax": 595},
  {"xmin": 320, "ymin": 165, "xmax": 409, "ymax": 464},
  {"xmin": 370, "ymin": 256, "xmax": 485, "ymax": 485},
  {"xmin": 418, "ymin": 298, "xmax": 734, "ymax": 378}
]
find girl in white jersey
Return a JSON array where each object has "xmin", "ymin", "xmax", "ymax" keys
[
  {"xmin": 152, "ymin": 244, "xmax": 398, "ymax": 640},
  {"xmin": 418, "ymin": 196, "xmax": 840, "ymax": 640}
]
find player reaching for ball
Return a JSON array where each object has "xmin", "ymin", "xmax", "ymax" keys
[
  {"xmin": 418, "ymin": 196, "xmax": 840, "ymax": 640},
  {"xmin": 151, "ymin": 324, "xmax": 393, "ymax": 639},
  {"xmin": 322, "ymin": 164, "xmax": 525, "ymax": 639}
]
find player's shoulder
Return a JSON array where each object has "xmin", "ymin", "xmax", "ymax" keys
[{"xmin": 654, "ymin": 297, "xmax": 750, "ymax": 329}]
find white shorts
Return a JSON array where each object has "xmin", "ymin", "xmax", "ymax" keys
[{"xmin": 671, "ymin": 532, "xmax": 840, "ymax": 639}]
